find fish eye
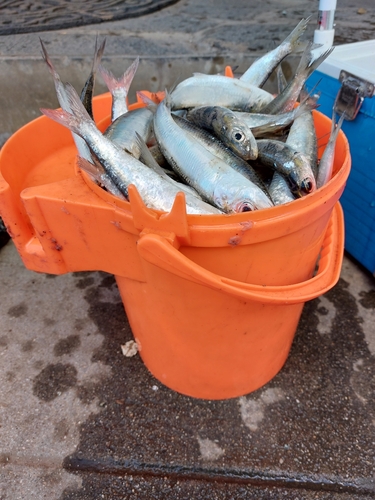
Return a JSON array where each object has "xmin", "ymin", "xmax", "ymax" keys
[{"xmin": 234, "ymin": 132, "xmax": 243, "ymax": 141}]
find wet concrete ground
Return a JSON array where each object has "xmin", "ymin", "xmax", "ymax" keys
[{"xmin": 1, "ymin": 0, "xmax": 375, "ymax": 498}]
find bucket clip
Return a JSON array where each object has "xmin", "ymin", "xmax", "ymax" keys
[{"xmin": 334, "ymin": 70, "xmax": 374, "ymax": 121}]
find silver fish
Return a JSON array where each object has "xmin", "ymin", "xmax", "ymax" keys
[
  {"xmin": 104, "ymin": 107, "xmax": 154, "ymax": 158},
  {"xmin": 40, "ymin": 84, "xmax": 221, "ymax": 215},
  {"xmin": 233, "ymin": 94, "xmax": 318, "ymax": 139},
  {"xmin": 240, "ymin": 17, "xmax": 311, "ymax": 87},
  {"xmin": 260, "ymin": 43, "xmax": 333, "ymax": 114},
  {"xmin": 286, "ymin": 105, "xmax": 319, "ymax": 179},
  {"xmin": 186, "ymin": 105, "xmax": 258, "ymax": 160},
  {"xmin": 256, "ymin": 139, "xmax": 317, "ymax": 196},
  {"xmin": 80, "ymin": 37, "xmax": 106, "ymax": 120},
  {"xmin": 153, "ymin": 93, "xmax": 274, "ymax": 213},
  {"xmin": 40, "ymin": 38, "xmax": 92, "ymax": 163},
  {"xmin": 316, "ymin": 111, "xmax": 345, "ymax": 188},
  {"xmin": 170, "ymin": 73, "xmax": 274, "ymax": 112},
  {"xmin": 77, "ymin": 156, "xmax": 127, "ymax": 200},
  {"xmin": 173, "ymin": 114, "xmax": 272, "ymax": 202},
  {"xmin": 99, "ymin": 57, "xmax": 139, "ymax": 121},
  {"xmin": 268, "ymin": 173, "xmax": 295, "ymax": 205}
]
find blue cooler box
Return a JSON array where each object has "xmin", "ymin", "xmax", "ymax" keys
[{"xmin": 306, "ymin": 40, "xmax": 375, "ymax": 275}]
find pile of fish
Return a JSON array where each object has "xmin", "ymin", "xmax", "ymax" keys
[{"xmin": 40, "ymin": 17, "xmax": 344, "ymax": 216}]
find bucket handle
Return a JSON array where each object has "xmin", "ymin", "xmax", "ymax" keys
[{"xmin": 137, "ymin": 203, "xmax": 344, "ymax": 305}]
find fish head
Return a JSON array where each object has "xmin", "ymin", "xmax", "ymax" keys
[
  {"xmin": 291, "ymin": 152, "xmax": 317, "ymax": 196},
  {"xmin": 213, "ymin": 183, "xmax": 257, "ymax": 213},
  {"xmin": 221, "ymin": 115, "xmax": 258, "ymax": 161}
]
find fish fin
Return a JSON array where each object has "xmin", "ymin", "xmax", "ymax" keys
[
  {"xmin": 64, "ymin": 83, "xmax": 93, "ymax": 121},
  {"xmin": 40, "ymin": 38, "xmax": 72, "ymax": 111},
  {"xmin": 76, "ymin": 156, "xmax": 102, "ymax": 181},
  {"xmin": 283, "ymin": 16, "xmax": 311, "ymax": 52},
  {"xmin": 40, "ymin": 38, "xmax": 60, "ymax": 82},
  {"xmin": 135, "ymin": 132, "xmax": 168, "ymax": 176},
  {"xmin": 307, "ymin": 46, "xmax": 334, "ymax": 76},
  {"xmin": 276, "ymin": 63, "xmax": 288, "ymax": 94},
  {"xmin": 99, "ymin": 57, "xmax": 139, "ymax": 94},
  {"xmin": 136, "ymin": 91, "xmax": 159, "ymax": 114},
  {"xmin": 92, "ymin": 37, "xmax": 106, "ymax": 74},
  {"xmin": 40, "ymin": 107, "xmax": 82, "ymax": 136},
  {"xmin": 294, "ymin": 42, "xmax": 315, "ymax": 77},
  {"xmin": 40, "ymin": 82, "xmax": 93, "ymax": 135}
]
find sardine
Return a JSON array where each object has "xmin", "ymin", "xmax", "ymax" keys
[
  {"xmin": 233, "ymin": 94, "xmax": 318, "ymax": 138},
  {"xmin": 240, "ymin": 17, "xmax": 310, "ymax": 87},
  {"xmin": 104, "ymin": 107, "xmax": 154, "ymax": 158},
  {"xmin": 268, "ymin": 172, "xmax": 295, "ymax": 205},
  {"xmin": 99, "ymin": 57, "xmax": 139, "ymax": 121},
  {"xmin": 256, "ymin": 139, "xmax": 317, "ymax": 196},
  {"xmin": 80, "ymin": 37, "xmax": 106, "ymax": 120},
  {"xmin": 316, "ymin": 111, "xmax": 345, "ymax": 188},
  {"xmin": 153, "ymin": 92, "xmax": 274, "ymax": 213},
  {"xmin": 173, "ymin": 114, "xmax": 272, "ymax": 201},
  {"xmin": 170, "ymin": 74, "xmax": 274, "ymax": 112},
  {"xmin": 77, "ymin": 156, "xmax": 127, "ymax": 200},
  {"xmin": 286, "ymin": 102, "xmax": 319, "ymax": 179},
  {"xmin": 260, "ymin": 43, "xmax": 333, "ymax": 114},
  {"xmin": 40, "ymin": 38, "xmax": 92, "ymax": 162},
  {"xmin": 186, "ymin": 105, "xmax": 258, "ymax": 160},
  {"xmin": 40, "ymin": 84, "xmax": 221, "ymax": 215}
]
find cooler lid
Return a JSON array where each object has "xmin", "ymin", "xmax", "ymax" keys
[{"xmin": 318, "ymin": 40, "xmax": 375, "ymax": 85}]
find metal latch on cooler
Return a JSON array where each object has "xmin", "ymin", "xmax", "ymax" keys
[{"xmin": 334, "ymin": 70, "xmax": 375, "ymax": 121}]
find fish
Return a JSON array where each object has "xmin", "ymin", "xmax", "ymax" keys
[
  {"xmin": 186, "ymin": 105, "xmax": 258, "ymax": 160},
  {"xmin": 260, "ymin": 43, "xmax": 333, "ymax": 114},
  {"xmin": 232, "ymin": 93, "xmax": 319, "ymax": 139},
  {"xmin": 40, "ymin": 83, "xmax": 222, "ymax": 215},
  {"xmin": 170, "ymin": 73, "xmax": 274, "ymax": 112},
  {"xmin": 172, "ymin": 114, "xmax": 272, "ymax": 202},
  {"xmin": 77, "ymin": 155, "xmax": 127, "ymax": 200},
  {"xmin": 39, "ymin": 38, "xmax": 92, "ymax": 162},
  {"xmin": 256, "ymin": 139, "xmax": 317, "ymax": 196},
  {"xmin": 240, "ymin": 17, "xmax": 311, "ymax": 87},
  {"xmin": 99, "ymin": 57, "xmax": 139, "ymax": 121},
  {"xmin": 286, "ymin": 99, "xmax": 319, "ymax": 179},
  {"xmin": 104, "ymin": 107, "xmax": 154, "ymax": 158},
  {"xmin": 153, "ymin": 91, "xmax": 274, "ymax": 213},
  {"xmin": 268, "ymin": 172, "xmax": 296, "ymax": 205},
  {"xmin": 316, "ymin": 111, "xmax": 345, "ymax": 188},
  {"xmin": 80, "ymin": 37, "xmax": 106, "ymax": 120}
]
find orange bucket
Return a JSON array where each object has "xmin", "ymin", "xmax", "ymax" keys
[{"xmin": 0, "ymin": 93, "xmax": 350, "ymax": 399}]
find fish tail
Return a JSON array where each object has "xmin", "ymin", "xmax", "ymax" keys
[
  {"xmin": 295, "ymin": 42, "xmax": 315, "ymax": 78},
  {"xmin": 276, "ymin": 63, "xmax": 288, "ymax": 93},
  {"xmin": 307, "ymin": 46, "xmax": 334, "ymax": 78},
  {"xmin": 40, "ymin": 38, "xmax": 59, "ymax": 81},
  {"xmin": 64, "ymin": 83, "xmax": 93, "ymax": 122},
  {"xmin": 284, "ymin": 16, "xmax": 311, "ymax": 51},
  {"xmin": 92, "ymin": 37, "xmax": 106, "ymax": 74},
  {"xmin": 297, "ymin": 85, "xmax": 320, "ymax": 114},
  {"xmin": 40, "ymin": 83, "xmax": 93, "ymax": 135},
  {"xmin": 99, "ymin": 57, "xmax": 139, "ymax": 95},
  {"xmin": 40, "ymin": 38, "xmax": 72, "ymax": 112},
  {"xmin": 40, "ymin": 107, "xmax": 82, "ymax": 136}
]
